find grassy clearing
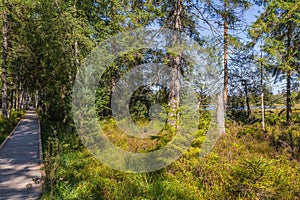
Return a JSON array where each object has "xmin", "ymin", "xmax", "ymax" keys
[
  {"xmin": 40, "ymin": 111, "xmax": 300, "ymax": 199},
  {"xmin": 0, "ymin": 110, "xmax": 26, "ymax": 145}
]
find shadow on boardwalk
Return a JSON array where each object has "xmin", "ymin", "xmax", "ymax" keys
[{"xmin": 0, "ymin": 110, "xmax": 43, "ymax": 200}]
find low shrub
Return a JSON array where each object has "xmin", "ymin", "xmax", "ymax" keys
[{"xmin": 40, "ymin": 112, "xmax": 300, "ymax": 199}]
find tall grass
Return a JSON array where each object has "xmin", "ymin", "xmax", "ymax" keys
[{"xmin": 40, "ymin": 110, "xmax": 300, "ymax": 199}]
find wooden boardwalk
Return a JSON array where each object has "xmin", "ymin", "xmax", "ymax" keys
[{"xmin": 0, "ymin": 110, "xmax": 43, "ymax": 200}]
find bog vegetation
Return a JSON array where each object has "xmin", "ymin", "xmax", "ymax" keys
[
  {"xmin": 0, "ymin": 110, "xmax": 25, "ymax": 145},
  {"xmin": 0, "ymin": 0, "xmax": 299, "ymax": 199}
]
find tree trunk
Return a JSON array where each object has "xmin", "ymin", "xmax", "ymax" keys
[
  {"xmin": 261, "ymin": 92, "xmax": 265, "ymax": 130},
  {"xmin": 260, "ymin": 49, "xmax": 265, "ymax": 132},
  {"xmin": 168, "ymin": 0, "xmax": 182, "ymax": 129},
  {"xmin": 244, "ymin": 83, "xmax": 251, "ymax": 119},
  {"xmin": 108, "ymin": 71, "xmax": 116, "ymax": 117},
  {"xmin": 242, "ymin": 79, "xmax": 251, "ymax": 120},
  {"xmin": 286, "ymin": 22, "xmax": 293, "ymax": 125},
  {"xmin": 19, "ymin": 90, "xmax": 24, "ymax": 110},
  {"xmin": 1, "ymin": 8, "xmax": 8, "ymax": 118},
  {"xmin": 16, "ymin": 87, "xmax": 19, "ymax": 110},
  {"xmin": 219, "ymin": 0, "xmax": 229, "ymax": 134},
  {"xmin": 35, "ymin": 90, "xmax": 39, "ymax": 109},
  {"xmin": 11, "ymin": 89, "xmax": 15, "ymax": 110},
  {"xmin": 74, "ymin": 1, "xmax": 80, "ymax": 69},
  {"xmin": 223, "ymin": 1, "xmax": 229, "ymax": 111},
  {"xmin": 286, "ymin": 71, "xmax": 292, "ymax": 125}
]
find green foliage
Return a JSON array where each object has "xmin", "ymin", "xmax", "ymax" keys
[
  {"xmin": 40, "ymin": 110, "xmax": 300, "ymax": 199},
  {"xmin": 0, "ymin": 110, "xmax": 25, "ymax": 144},
  {"xmin": 193, "ymin": 119, "xmax": 300, "ymax": 199},
  {"xmin": 95, "ymin": 48, "xmax": 169, "ymax": 121},
  {"xmin": 226, "ymin": 156, "xmax": 300, "ymax": 199},
  {"xmin": 227, "ymin": 157, "xmax": 274, "ymax": 198},
  {"xmin": 2, "ymin": 0, "xmax": 299, "ymax": 199},
  {"xmin": 250, "ymin": 0, "xmax": 300, "ymax": 124},
  {"xmin": 266, "ymin": 109, "xmax": 300, "ymax": 159}
]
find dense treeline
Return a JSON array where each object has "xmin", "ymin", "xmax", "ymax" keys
[
  {"xmin": 1, "ymin": 1, "xmax": 299, "ymax": 124},
  {"xmin": 0, "ymin": 0, "xmax": 299, "ymax": 199}
]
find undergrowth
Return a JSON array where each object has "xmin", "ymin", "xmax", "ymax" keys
[
  {"xmin": 40, "ymin": 110, "xmax": 300, "ymax": 199},
  {"xmin": 0, "ymin": 110, "xmax": 26, "ymax": 145}
]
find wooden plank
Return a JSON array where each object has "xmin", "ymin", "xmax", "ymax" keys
[{"xmin": 0, "ymin": 110, "xmax": 43, "ymax": 200}]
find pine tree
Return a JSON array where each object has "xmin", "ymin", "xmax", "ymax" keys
[
  {"xmin": 200, "ymin": 0, "xmax": 252, "ymax": 110},
  {"xmin": 250, "ymin": 0, "xmax": 300, "ymax": 125}
]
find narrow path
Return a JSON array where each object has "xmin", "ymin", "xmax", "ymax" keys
[{"xmin": 0, "ymin": 110, "xmax": 43, "ymax": 200}]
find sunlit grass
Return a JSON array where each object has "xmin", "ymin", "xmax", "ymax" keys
[
  {"xmin": 0, "ymin": 110, "xmax": 26, "ymax": 145},
  {"xmin": 40, "ymin": 110, "xmax": 300, "ymax": 199}
]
